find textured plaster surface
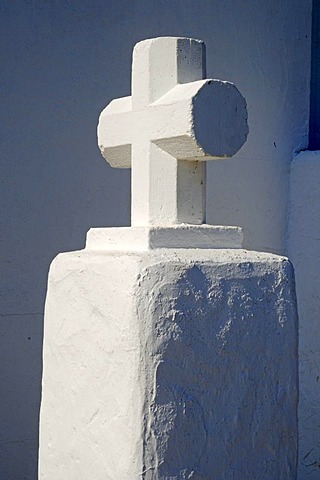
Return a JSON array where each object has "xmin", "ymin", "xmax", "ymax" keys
[
  {"xmin": 288, "ymin": 151, "xmax": 320, "ymax": 480},
  {"xmin": 39, "ymin": 248, "xmax": 298, "ymax": 479}
]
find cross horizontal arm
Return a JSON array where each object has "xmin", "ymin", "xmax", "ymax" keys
[
  {"xmin": 98, "ymin": 97, "xmax": 133, "ymax": 168},
  {"xmin": 99, "ymin": 79, "xmax": 248, "ymax": 169}
]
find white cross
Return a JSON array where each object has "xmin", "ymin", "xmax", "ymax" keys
[{"xmin": 98, "ymin": 37, "xmax": 248, "ymax": 227}]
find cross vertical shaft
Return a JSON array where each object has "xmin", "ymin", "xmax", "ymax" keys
[
  {"xmin": 131, "ymin": 37, "xmax": 207, "ymax": 226},
  {"xmin": 131, "ymin": 143, "xmax": 206, "ymax": 226}
]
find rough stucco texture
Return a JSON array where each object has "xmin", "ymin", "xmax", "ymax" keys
[
  {"xmin": 288, "ymin": 151, "xmax": 320, "ymax": 480},
  {"xmin": 39, "ymin": 249, "xmax": 298, "ymax": 479}
]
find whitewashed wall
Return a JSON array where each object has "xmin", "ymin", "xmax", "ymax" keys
[{"xmin": 0, "ymin": 1, "xmax": 311, "ymax": 478}]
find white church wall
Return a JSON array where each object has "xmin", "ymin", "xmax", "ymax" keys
[{"xmin": 0, "ymin": 1, "xmax": 311, "ymax": 478}]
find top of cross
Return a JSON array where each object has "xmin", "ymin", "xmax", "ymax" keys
[
  {"xmin": 98, "ymin": 37, "xmax": 248, "ymax": 227},
  {"xmin": 131, "ymin": 37, "xmax": 206, "ymax": 108}
]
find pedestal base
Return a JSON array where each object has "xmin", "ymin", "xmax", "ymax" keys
[{"xmin": 39, "ymin": 247, "xmax": 298, "ymax": 479}]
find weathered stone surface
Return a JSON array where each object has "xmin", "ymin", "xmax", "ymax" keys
[
  {"xmin": 39, "ymin": 248, "xmax": 298, "ymax": 479},
  {"xmin": 289, "ymin": 150, "xmax": 320, "ymax": 479}
]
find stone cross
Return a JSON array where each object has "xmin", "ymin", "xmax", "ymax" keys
[{"xmin": 98, "ymin": 37, "xmax": 248, "ymax": 227}]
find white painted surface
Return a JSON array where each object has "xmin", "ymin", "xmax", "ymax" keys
[
  {"xmin": 39, "ymin": 248, "xmax": 298, "ymax": 479},
  {"xmin": 288, "ymin": 151, "xmax": 320, "ymax": 480},
  {"xmin": 98, "ymin": 37, "xmax": 248, "ymax": 226},
  {"xmin": 86, "ymin": 225, "xmax": 243, "ymax": 250},
  {"xmin": 0, "ymin": 3, "xmax": 311, "ymax": 477},
  {"xmin": 39, "ymin": 252, "xmax": 144, "ymax": 479}
]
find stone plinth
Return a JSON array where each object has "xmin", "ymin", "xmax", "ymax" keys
[
  {"xmin": 39, "ymin": 245, "xmax": 298, "ymax": 479},
  {"xmin": 289, "ymin": 151, "xmax": 320, "ymax": 479}
]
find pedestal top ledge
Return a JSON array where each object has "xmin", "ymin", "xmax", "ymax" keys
[
  {"xmin": 91, "ymin": 36, "xmax": 248, "ymax": 251},
  {"xmin": 86, "ymin": 225, "xmax": 243, "ymax": 251}
]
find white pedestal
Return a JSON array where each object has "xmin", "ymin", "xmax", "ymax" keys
[
  {"xmin": 39, "ymin": 228, "xmax": 298, "ymax": 479},
  {"xmin": 289, "ymin": 151, "xmax": 320, "ymax": 479}
]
